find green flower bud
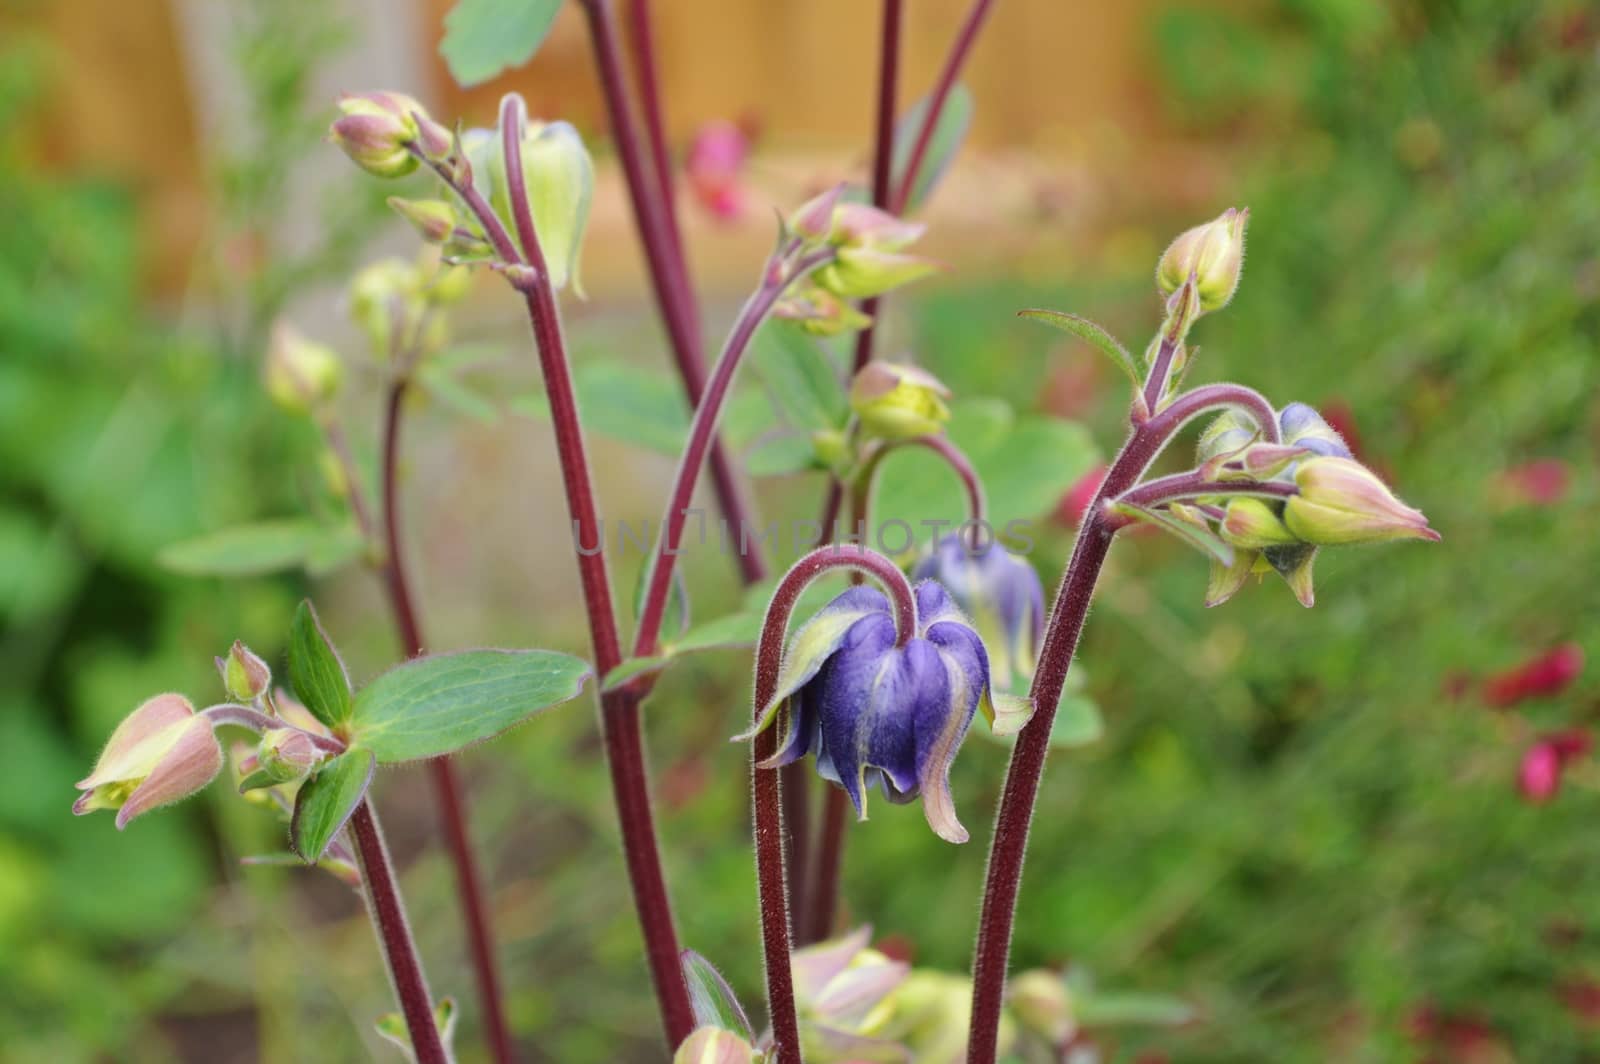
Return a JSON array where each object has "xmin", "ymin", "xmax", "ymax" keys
[
  {"xmin": 264, "ymin": 323, "xmax": 342, "ymax": 414},
  {"xmin": 253, "ymin": 727, "xmax": 330, "ymax": 785},
  {"xmin": 73, "ymin": 694, "xmax": 223, "ymax": 829},
  {"xmin": 774, "ymin": 283, "xmax": 874, "ymax": 336},
  {"xmin": 219, "ymin": 640, "xmax": 271, "ymax": 702},
  {"xmin": 1156, "ymin": 207, "xmax": 1248, "ymax": 312},
  {"xmin": 1009, "ymin": 969, "xmax": 1076, "ymax": 1047},
  {"xmin": 673, "ymin": 1027, "xmax": 758, "ymax": 1064},
  {"xmin": 814, "ymin": 246, "xmax": 940, "ymax": 300},
  {"xmin": 1284, "ymin": 457, "xmax": 1439, "ymax": 545},
  {"xmin": 849, "ymin": 362, "xmax": 952, "ymax": 441},
  {"xmin": 330, "ymin": 91, "xmax": 430, "ymax": 179},
  {"xmin": 1219, "ymin": 497, "xmax": 1298, "ymax": 549},
  {"xmin": 387, "ymin": 197, "xmax": 458, "ymax": 244},
  {"xmin": 348, "ymin": 258, "xmax": 427, "ymax": 359},
  {"xmin": 489, "ymin": 114, "xmax": 594, "ymax": 295}
]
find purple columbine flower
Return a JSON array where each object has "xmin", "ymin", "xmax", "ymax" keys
[
  {"xmin": 911, "ymin": 533, "xmax": 1044, "ymax": 693},
  {"xmin": 742, "ymin": 581, "xmax": 991, "ymax": 843}
]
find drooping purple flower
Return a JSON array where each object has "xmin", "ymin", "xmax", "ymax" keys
[
  {"xmin": 911, "ymin": 533, "xmax": 1044, "ymax": 693},
  {"xmin": 742, "ymin": 581, "xmax": 991, "ymax": 843}
]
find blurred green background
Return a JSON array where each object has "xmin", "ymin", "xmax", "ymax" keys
[{"xmin": 2, "ymin": 0, "xmax": 1597, "ymax": 1061}]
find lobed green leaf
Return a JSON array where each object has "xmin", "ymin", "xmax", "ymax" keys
[
  {"xmin": 290, "ymin": 748, "xmax": 374, "ymax": 863},
  {"xmin": 440, "ymin": 0, "xmax": 564, "ymax": 87}
]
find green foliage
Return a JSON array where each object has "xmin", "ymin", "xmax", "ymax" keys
[
  {"xmin": 440, "ymin": 0, "xmax": 565, "ymax": 86},
  {"xmin": 350, "ymin": 649, "xmax": 592, "ymax": 763},
  {"xmin": 288, "ymin": 601, "xmax": 355, "ymax": 730},
  {"xmin": 1017, "ymin": 309, "xmax": 1143, "ymax": 391},
  {"xmin": 157, "ymin": 519, "xmax": 363, "ymax": 578},
  {"xmin": 289, "ymin": 748, "xmax": 374, "ymax": 862}
]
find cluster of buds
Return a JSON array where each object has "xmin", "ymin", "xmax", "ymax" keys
[
  {"xmin": 741, "ymin": 581, "xmax": 992, "ymax": 843},
  {"xmin": 346, "ymin": 253, "xmax": 468, "ymax": 363},
  {"xmin": 1191, "ymin": 402, "xmax": 1438, "ymax": 607},
  {"xmin": 775, "ymin": 185, "xmax": 940, "ymax": 333},
  {"xmin": 848, "ymin": 362, "xmax": 952, "ymax": 442}
]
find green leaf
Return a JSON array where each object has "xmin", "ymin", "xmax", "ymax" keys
[
  {"xmin": 290, "ymin": 748, "xmax": 374, "ymax": 863},
  {"xmin": 440, "ymin": 0, "xmax": 564, "ymax": 87},
  {"xmin": 418, "ymin": 364, "xmax": 499, "ymax": 424},
  {"xmin": 1050, "ymin": 694, "xmax": 1105, "ymax": 748},
  {"xmin": 289, "ymin": 600, "xmax": 355, "ymax": 730},
  {"xmin": 1018, "ymin": 309, "xmax": 1143, "ymax": 390},
  {"xmin": 305, "ymin": 523, "xmax": 367, "ymax": 577},
  {"xmin": 518, "ymin": 359, "xmax": 691, "ymax": 456},
  {"xmin": 681, "ymin": 949, "xmax": 754, "ymax": 1040},
  {"xmin": 1112, "ymin": 502, "xmax": 1235, "ymax": 566},
  {"xmin": 157, "ymin": 520, "xmax": 350, "ymax": 577},
  {"xmin": 376, "ymin": 995, "xmax": 459, "ymax": 1061},
  {"xmin": 745, "ymin": 432, "xmax": 822, "ymax": 477},
  {"xmin": 890, "ymin": 83, "xmax": 974, "ymax": 212},
  {"xmin": 349, "ymin": 649, "xmax": 592, "ymax": 763},
  {"xmin": 601, "ymin": 655, "xmax": 671, "ymax": 694},
  {"xmin": 672, "ymin": 612, "xmax": 761, "ymax": 655},
  {"xmin": 750, "ymin": 322, "xmax": 848, "ymax": 433},
  {"xmin": 871, "ymin": 400, "xmax": 1101, "ymax": 539}
]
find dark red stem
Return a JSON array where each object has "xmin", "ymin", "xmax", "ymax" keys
[
  {"xmin": 803, "ymin": 786, "xmax": 851, "ymax": 944},
  {"xmin": 632, "ymin": 247, "xmax": 837, "ymax": 659},
  {"xmin": 497, "ymin": 95, "xmax": 695, "ymax": 1047},
  {"xmin": 380, "ymin": 382, "xmax": 516, "ymax": 1064},
  {"xmin": 350, "ymin": 801, "xmax": 449, "ymax": 1064},
  {"xmin": 850, "ymin": 0, "xmax": 905, "ymax": 376},
  {"xmin": 753, "ymin": 546, "xmax": 917, "ymax": 1060},
  {"xmin": 892, "ymin": 0, "xmax": 997, "ymax": 215},
  {"xmin": 966, "ymin": 380, "xmax": 1281, "ymax": 1061},
  {"xmin": 1114, "ymin": 473, "xmax": 1295, "ymax": 516},
  {"xmin": 622, "ymin": 0, "xmax": 680, "ymax": 250},
  {"xmin": 579, "ymin": 0, "xmax": 768, "ymax": 585}
]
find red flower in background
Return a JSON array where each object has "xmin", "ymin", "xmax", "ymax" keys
[
  {"xmin": 1494, "ymin": 458, "xmax": 1570, "ymax": 508},
  {"xmin": 1483, "ymin": 643, "xmax": 1584, "ymax": 708},
  {"xmin": 1559, "ymin": 979, "xmax": 1600, "ymax": 1026},
  {"xmin": 685, "ymin": 119, "xmax": 753, "ymax": 222},
  {"xmin": 1517, "ymin": 729, "xmax": 1591, "ymax": 804},
  {"xmin": 1318, "ymin": 400, "xmax": 1367, "ymax": 464},
  {"xmin": 1055, "ymin": 464, "xmax": 1108, "ymax": 529}
]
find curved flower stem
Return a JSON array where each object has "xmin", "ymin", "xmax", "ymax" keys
[
  {"xmin": 1114, "ymin": 473, "xmax": 1295, "ymax": 517},
  {"xmin": 892, "ymin": 0, "xmax": 997, "ymax": 216},
  {"xmin": 495, "ymin": 95, "xmax": 695, "ymax": 1047},
  {"xmin": 378, "ymin": 379, "xmax": 516, "ymax": 1064},
  {"xmin": 631, "ymin": 245, "xmax": 838, "ymax": 659},
  {"xmin": 578, "ymin": 0, "xmax": 768, "ymax": 585},
  {"xmin": 851, "ymin": 434, "xmax": 986, "ymax": 542},
  {"xmin": 753, "ymin": 546, "xmax": 917, "ymax": 1061},
  {"xmin": 965, "ymin": 379, "xmax": 1282, "ymax": 1062},
  {"xmin": 349, "ymin": 801, "xmax": 450, "ymax": 1064},
  {"xmin": 850, "ymin": 0, "xmax": 905, "ymax": 376}
]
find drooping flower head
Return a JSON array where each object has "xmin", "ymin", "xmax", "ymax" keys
[
  {"xmin": 911, "ymin": 533, "xmax": 1044, "ymax": 693},
  {"xmin": 742, "ymin": 581, "xmax": 991, "ymax": 843},
  {"xmin": 73, "ymin": 694, "xmax": 223, "ymax": 829}
]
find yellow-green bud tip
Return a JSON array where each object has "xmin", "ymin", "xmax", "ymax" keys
[{"xmin": 1156, "ymin": 206, "xmax": 1248, "ymax": 312}]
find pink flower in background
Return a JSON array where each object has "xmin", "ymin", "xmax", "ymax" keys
[
  {"xmin": 1495, "ymin": 458, "xmax": 1570, "ymax": 507},
  {"xmin": 1055, "ymin": 464, "xmax": 1108, "ymax": 528},
  {"xmin": 1517, "ymin": 729, "xmax": 1591, "ymax": 804},
  {"xmin": 1483, "ymin": 643, "xmax": 1584, "ymax": 708},
  {"xmin": 685, "ymin": 119, "xmax": 752, "ymax": 222},
  {"xmin": 1559, "ymin": 979, "xmax": 1600, "ymax": 1025}
]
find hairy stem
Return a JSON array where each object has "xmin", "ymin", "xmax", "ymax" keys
[
  {"xmin": 378, "ymin": 380, "xmax": 515, "ymax": 1064},
  {"xmin": 496, "ymin": 94, "xmax": 696, "ymax": 1046},
  {"xmin": 350, "ymin": 801, "xmax": 449, "ymax": 1064},
  {"xmin": 753, "ymin": 546, "xmax": 918, "ymax": 1060},
  {"xmin": 966, "ymin": 379, "xmax": 1281, "ymax": 1061},
  {"xmin": 631, "ymin": 247, "xmax": 838, "ymax": 659},
  {"xmin": 579, "ymin": 0, "xmax": 768, "ymax": 584}
]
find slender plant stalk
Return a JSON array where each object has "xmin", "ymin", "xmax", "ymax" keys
[
  {"xmin": 966, "ymin": 377, "xmax": 1279, "ymax": 1061},
  {"xmin": 892, "ymin": 0, "xmax": 998, "ymax": 215},
  {"xmin": 622, "ymin": 0, "xmax": 681, "ymax": 257},
  {"xmin": 349, "ymin": 800, "xmax": 450, "ymax": 1064},
  {"xmin": 780, "ymin": 759, "xmax": 811, "ymax": 936},
  {"xmin": 752, "ymin": 546, "xmax": 918, "ymax": 1062},
  {"xmin": 801, "ymin": 433, "xmax": 986, "ymax": 943},
  {"xmin": 377, "ymin": 379, "xmax": 516, "ymax": 1064},
  {"xmin": 631, "ymin": 246, "xmax": 839, "ymax": 658},
  {"xmin": 578, "ymin": 0, "xmax": 769, "ymax": 584},
  {"xmin": 850, "ymin": 0, "xmax": 905, "ymax": 376}
]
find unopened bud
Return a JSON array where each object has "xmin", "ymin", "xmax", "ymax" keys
[
  {"xmin": 773, "ymin": 283, "xmax": 874, "ymax": 336},
  {"xmin": 673, "ymin": 1027, "xmax": 757, "ymax": 1064},
  {"xmin": 1276, "ymin": 401, "xmax": 1352, "ymax": 458},
  {"xmin": 490, "ymin": 110, "xmax": 594, "ymax": 294},
  {"xmin": 830, "ymin": 203, "xmax": 926, "ymax": 250},
  {"xmin": 849, "ymin": 362, "xmax": 952, "ymax": 441},
  {"xmin": 254, "ymin": 727, "xmax": 330, "ymax": 785},
  {"xmin": 348, "ymin": 258, "xmax": 425, "ymax": 358},
  {"xmin": 1220, "ymin": 498, "xmax": 1298, "ymax": 549},
  {"xmin": 1010, "ymin": 970, "xmax": 1076, "ymax": 1046},
  {"xmin": 387, "ymin": 197, "xmax": 457, "ymax": 244},
  {"xmin": 814, "ymin": 246, "xmax": 940, "ymax": 300},
  {"xmin": 264, "ymin": 323, "xmax": 342, "ymax": 414},
  {"xmin": 330, "ymin": 91, "xmax": 429, "ymax": 178},
  {"xmin": 1284, "ymin": 457, "xmax": 1439, "ymax": 545},
  {"xmin": 789, "ymin": 183, "xmax": 846, "ymax": 242},
  {"xmin": 1156, "ymin": 207, "xmax": 1248, "ymax": 312},
  {"xmin": 73, "ymin": 694, "xmax": 223, "ymax": 829},
  {"xmin": 221, "ymin": 641, "xmax": 271, "ymax": 702}
]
